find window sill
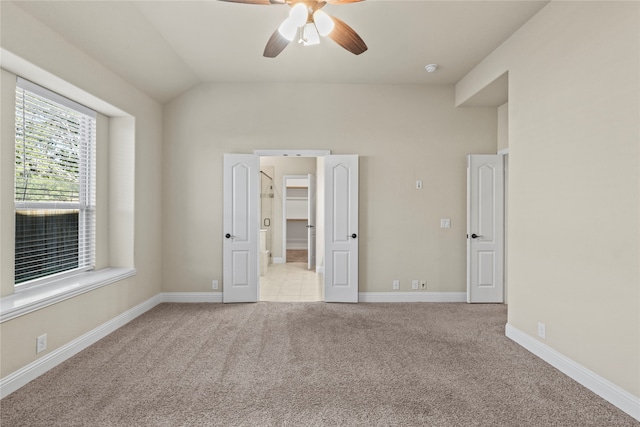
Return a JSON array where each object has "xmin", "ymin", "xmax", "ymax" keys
[{"xmin": 0, "ymin": 267, "xmax": 136, "ymax": 323}]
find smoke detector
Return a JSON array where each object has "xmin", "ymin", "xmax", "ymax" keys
[{"xmin": 425, "ymin": 64, "xmax": 438, "ymax": 73}]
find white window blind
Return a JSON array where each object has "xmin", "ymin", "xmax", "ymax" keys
[{"xmin": 15, "ymin": 77, "xmax": 96, "ymax": 285}]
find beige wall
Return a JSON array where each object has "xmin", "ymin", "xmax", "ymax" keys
[
  {"xmin": 162, "ymin": 83, "xmax": 497, "ymax": 293},
  {"xmin": 0, "ymin": 3, "xmax": 163, "ymax": 377},
  {"xmin": 457, "ymin": 1, "xmax": 639, "ymax": 397}
]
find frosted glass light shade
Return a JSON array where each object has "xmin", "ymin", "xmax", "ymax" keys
[
  {"xmin": 289, "ymin": 3, "xmax": 309, "ymax": 28},
  {"xmin": 313, "ymin": 10, "xmax": 334, "ymax": 36},
  {"xmin": 303, "ymin": 23, "xmax": 320, "ymax": 45},
  {"xmin": 278, "ymin": 18, "xmax": 297, "ymax": 41}
]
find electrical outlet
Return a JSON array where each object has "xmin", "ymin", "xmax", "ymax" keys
[
  {"xmin": 212, "ymin": 280, "xmax": 219, "ymax": 290},
  {"xmin": 36, "ymin": 334, "xmax": 47, "ymax": 354},
  {"xmin": 420, "ymin": 280, "xmax": 427, "ymax": 290},
  {"xmin": 537, "ymin": 322, "xmax": 546, "ymax": 339},
  {"xmin": 392, "ymin": 280, "xmax": 400, "ymax": 290},
  {"xmin": 411, "ymin": 280, "xmax": 419, "ymax": 290}
]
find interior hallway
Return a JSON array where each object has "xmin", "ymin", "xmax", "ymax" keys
[{"xmin": 259, "ymin": 260, "xmax": 323, "ymax": 302}]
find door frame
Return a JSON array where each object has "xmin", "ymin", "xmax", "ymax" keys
[
  {"xmin": 224, "ymin": 149, "xmax": 359, "ymax": 303},
  {"xmin": 466, "ymin": 153, "xmax": 506, "ymax": 303},
  {"xmin": 282, "ymin": 174, "xmax": 310, "ymax": 264},
  {"xmin": 323, "ymin": 155, "xmax": 359, "ymax": 303},
  {"xmin": 307, "ymin": 173, "xmax": 317, "ymax": 271},
  {"xmin": 222, "ymin": 154, "xmax": 260, "ymax": 303},
  {"xmin": 498, "ymin": 148, "xmax": 509, "ymax": 302}
]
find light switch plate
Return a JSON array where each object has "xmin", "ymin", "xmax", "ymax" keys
[{"xmin": 440, "ymin": 219, "xmax": 451, "ymax": 228}]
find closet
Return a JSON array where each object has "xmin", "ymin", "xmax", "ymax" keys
[{"xmin": 285, "ymin": 180, "xmax": 308, "ymax": 250}]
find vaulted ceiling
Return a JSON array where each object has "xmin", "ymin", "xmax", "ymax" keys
[{"xmin": 11, "ymin": 0, "xmax": 549, "ymax": 103}]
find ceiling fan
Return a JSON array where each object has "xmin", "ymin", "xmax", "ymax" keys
[{"xmin": 219, "ymin": 0, "xmax": 368, "ymax": 58}]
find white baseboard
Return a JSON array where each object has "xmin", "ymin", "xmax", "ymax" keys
[
  {"xmin": 505, "ymin": 323, "xmax": 640, "ymax": 421},
  {"xmin": 160, "ymin": 292, "xmax": 222, "ymax": 303},
  {"xmin": 160, "ymin": 291, "xmax": 465, "ymax": 303},
  {"xmin": 273, "ymin": 257, "xmax": 284, "ymax": 264},
  {"xmin": 0, "ymin": 294, "xmax": 162, "ymax": 399},
  {"xmin": 359, "ymin": 292, "xmax": 466, "ymax": 303},
  {"xmin": 316, "ymin": 266, "xmax": 324, "ymax": 274}
]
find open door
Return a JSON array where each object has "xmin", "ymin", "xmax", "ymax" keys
[
  {"xmin": 307, "ymin": 174, "xmax": 316, "ymax": 270},
  {"xmin": 324, "ymin": 155, "xmax": 359, "ymax": 303},
  {"xmin": 223, "ymin": 154, "xmax": 259, "ymax": 303},
  {"xmin": 467, "ymin": 154, "xmax": 504, "ymax": 303}
]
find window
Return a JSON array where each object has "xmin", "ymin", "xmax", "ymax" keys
[{"xmin": 14, "ymin": 78, "xmax": 96, "ymax": 286}]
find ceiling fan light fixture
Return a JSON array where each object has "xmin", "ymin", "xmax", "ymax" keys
[
  {"xmin": 278, "ymin": 18, "xmax": 298, "ymax": 41},
  {"xmin": 232, "ymin": 0, "xmax": 368, "ymax": 58},
  {"xmin": 289, "ymin": 3, "xmax": 309, "ymax": 27},
  {"xmin": 313, "ymin": 10, "xmax": 335, "ymax": 36},
  {"xmin": 302, "ymin": 23, "xmax": 320, "ymax": 45}
]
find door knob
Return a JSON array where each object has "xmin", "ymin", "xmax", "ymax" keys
[
  {"xmin": 471, "ymin": 233, "xmax": 482, "ymax": 239},
  {"xmin": 351, "ymin": 233, "xmax": 357, "ymax": 239},
  {"xmin": 225, "ymin": 233, "xmax": 233, "ymax": 239}
]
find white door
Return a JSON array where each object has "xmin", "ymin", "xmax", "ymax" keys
[
  {"xmin": 307, "ymin": 173, "xmax": 316, "ymax": 270},
  {"xmin": 324, "ymin": 155, "xmax": 359, "ymax": 303},
  {"xmin": 223, "ymin": 154, "xmax": 259, "ymax": 303},
  {"xmin": 467, "ymin": 154, "xmax": 504, "ymax": 303}
]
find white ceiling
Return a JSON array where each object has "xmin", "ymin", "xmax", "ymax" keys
[{"xmin": 11, "ymin": 0, "xmax": 549, "ymax": 104}]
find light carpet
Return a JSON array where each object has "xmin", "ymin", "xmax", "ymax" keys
[{"xmin": 1, "ymin": 303, "xmax": 636, "ymax": 426}]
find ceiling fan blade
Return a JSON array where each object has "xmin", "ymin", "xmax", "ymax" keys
[
  {"xmin": 263, "ymin": 28, "xmax": 292, "ymax": 58},
  {"xmin": 328, "ymin": 16, "xmax": 367, "ymax": 55}
]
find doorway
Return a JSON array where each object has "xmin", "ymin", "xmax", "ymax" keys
[
  {"xmin": 282, "ymin": 174, "xmax": 316, "ymax": 269},
  {"xmin": 222, "ymin": 151, "xmax": 359, "ymax": 304},
  {"xmin": 259, "ymin": 159, "xmax": 321, "ymax": 302},
  {"xmin": 466, "ymin": 153, "xmax": 507, "ymax": 303}
]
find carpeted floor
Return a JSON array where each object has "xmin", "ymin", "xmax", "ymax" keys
[{"xmin": 1, "ymin": 303, "xmax": 636, "ymax": 426}]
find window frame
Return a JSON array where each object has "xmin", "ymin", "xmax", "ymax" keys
[
  {"xmin": 14, "ymin": 77, "xmax": 97, "ymax": 289},
  {"xmin": 0, "ymin": 60, "xmax": 137, "ymax": 323}
]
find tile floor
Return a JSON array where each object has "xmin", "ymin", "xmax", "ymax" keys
[{"xmin": 259, "ymin": 261, "xmax": 323, "ymax": 302}]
